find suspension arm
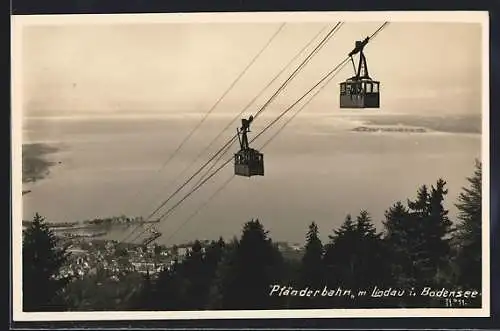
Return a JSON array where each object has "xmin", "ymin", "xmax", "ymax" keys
[{"xmin": 348, "ymin": 36, "xmax": 370, "ymax": 57}]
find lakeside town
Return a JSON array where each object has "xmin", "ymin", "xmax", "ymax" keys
[
  {"xmin": 35, "ymin": 221, "xmax": 305, "ymax": 282},
  {"xmin": 57, "ymin": 236, "xmax": 204, "ymax": 280},
  {"xmin": 20, "ymin": 142, "xmax": 307, "ymax": 283}
]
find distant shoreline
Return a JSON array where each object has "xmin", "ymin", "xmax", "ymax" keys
[
  {"xmin": 352, "ymin": 126, "xmax": 427, "ymax": 133},
  {"xmin": 22, "ymin": 143, "xmax": 60, "ymax": 184},
  {"xmin": 356, "ymin": 114, "xmax": 481, "ymax": 134},
  {"xmin": 22, "ymin": 215, "xmax": 160, "ymax": 239}
]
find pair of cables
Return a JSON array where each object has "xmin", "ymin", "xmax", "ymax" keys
[
  {"xmin": 122, "ymin": 22, "xmax": 389, "ymax": 246},
  {"xmin": 120, "ymin": 22, "xmax": 345, "ymax": 245},
  {"xmin": 151, "ymin": 22, "xmax": 390, "ymax": 246}
]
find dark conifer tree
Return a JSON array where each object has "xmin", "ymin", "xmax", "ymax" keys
[
  {"xmin": 148, "ymin": 260, "xmax": 186, "ymax": 310},
  {"xmin": 406, "ymin": 180, "xmax": 452, "ymax": 287},
  {"xmin": 353, "ymin": 210, "xmax": 389, "ymax": 288},
  {"xmin": 300, "ymin": 222, "xmax": 324, "ymax": 287},
  {"xmin": 204, "ymin": 237, "xmax": 225, "ymax": 271},
  {"xmin": 426, "ymin": 179, "xmax": 453, "ymax": 285},
  {"xmin": 290, "ymin": 222, "xmax": 325, "ymax": 308},
  {"xmin": 323, "ymin": 214, "xmax": 360, "ymax": 308},
  {"xmin": 203, "ymin": 237, "xmax": 226, "ymax": 299},
  {"xmin": 324, "ymin": 214, "xmax": 357, "ymax": 290},
  {"xmin": 453, "ymin": 161, "xmax": 482, "ymax": 292},
  {"xmin": 381, "ymin": 180, "xmax": 452, "ymax": 307},
  {"xmin": 213, "ymin": 219, "xmax": 285, "ymax": 310},
  {"xmin": 406, "ymin": 184, "xmax": 434, "ymax": 287},
  {"xmin": 182, "ymin": 239, "xmax": 209, "ymax": 309},
  {"xmin": 324, "ymin": 211, "xmax": 388, "ymax": 308},
  {"xmin": 207, "ymin": 237, "xmax": 239, "ymax": 310},
  {"xmin": 23, "ymin": 213, "xmax": 71, "ymax": 311},
  {"xmin": 383, "ymin": 201, "xmax": 416, "ymax": 288}
]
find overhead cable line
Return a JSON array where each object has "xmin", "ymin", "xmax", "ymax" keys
[
  {"xmin": 127, "ymin": 23, "xmax": 286, "ymax": 215},
  {"xmin": 259, "ymin": 62, "xmax": 351, "ymax": 150},
  {"xmin": 191, "ymin": 137, "xmax": 236, "ymax": 189},
  {"xmin": 253, "ymin": 22, "xmax": 343, "ymax": 120},
  {"xmin": 119, "ymin": 135, "xmax": 237, "ymax": 243},
  {"xmin": 191, "ymin": 24, "xmax": 332, "ymax": 188},
  {"xmin": 162, "ymin": 63, "xmax": 348, "ymax": 244},
  {"xmin": 126, "ymin": 22, "xmax": 388, "ymax": 245},
  {"xmin": 252, "ymin": 22, "xmax": 388, "ymax": 143},
  {"xmin": 119, "ymin": 23, "xmax": 285, "ymax": 243},
  {"xmin": 127, "ymin": 52, "xmax": 350, "ymax": 245},
  {"xmin": 167, "ymin": 62, "xmax": 347, "ymax": 242},
  {"xmin": 153, "ymin": 23, "xmax": 340, "ymax": 204},
  {"xmin": 164, "ymin": 173, "xmax": 236, "ymax": 245},
  {"xmin": 137, "ymin": 23, "xmax": 342, "ymax": 225}
]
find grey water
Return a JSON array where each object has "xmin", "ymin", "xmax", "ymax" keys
[{"xmin": 21, "ymin": 112, "xmax": 482, "ymax": 246}]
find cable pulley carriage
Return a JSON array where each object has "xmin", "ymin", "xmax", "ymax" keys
[
  {"xmin": 339, "ymin": 37, "xmax": 380, "ymax": 109},
  {"xmin": 141, "ymin": 226, "xmax": 162, "ymax": 247},
  {"xmin": 234, "ymin": 115, "xmax": 264, "ymax": 177}
]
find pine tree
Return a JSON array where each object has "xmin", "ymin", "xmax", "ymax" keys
[
  {"xmin": 291, "ymin": 222, "xmax": 324, "ymax": 308},
  {"xmin": 22, "ymin": 213, "xmax": 71, "ymax": 311},
  {"xmin": 148, "ymin": 260, "xmax": 187, "ymax": 310},
  {"xmin": 324, "ymin": 212, "xmax": 388, "ymax": 308},
  {"xmin": 382, "ymin": 180, "xmax": 453, "ymax": 307},
  {"xmin": 323, "ymin": 214, "xmax": 360, "ymax": 308},
  {"xmin": 454, "ymin": 161, "xmax": 482, "ymax": 290},
  {"xmin": 406, "ymin": 184, "xmax": 432, "ymax": 287},
  {"xmin": 383, "ymin": 201, "xmax": 415, "ymax": 288},
  {"xmin": 207, "ymin": 237, "xmax": 238, "ymax": 310},
  {"xmin": 182, "ymin": 239, "xmax": 210, "ymax": 309},
  {"xmin": 408, "ymin": 185, "xmax": 430, "ymax": 217},
  {"xmin": 354, "ymin": 211, "xmax": 388, "ymax": 287},
  {"xmin": 300, "ymin": 222, "xmax": 324, "ymax": 287},
  {"xmin": 426, "ymin": 178, "xmax": 453, "ymax": 285},
  {"xmin": 214, "ymin": 219, "xmax": 285, "ymax": 310},
  {"xmin": 205, "ymin": 237, "xmax": 225, "ymax": 271},
  {"xmin": 406, "ymin": 180, "xmax": 452, "ymax": 287},
  {"xmin": 324, "ymin": 214, "xmax": 357, "ymax": 289},
  {"xmin": 203, "ymin": 237, "xmax": 226, "ymax": 301}
]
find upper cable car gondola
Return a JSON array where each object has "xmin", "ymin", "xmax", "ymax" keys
[
  {"xmin": 339, "ymin": 37, "xmax": 380, "ymax": 109},
  {"xmin": 234, "ymin": 115, "xmax": 264, "ymax": 177}
]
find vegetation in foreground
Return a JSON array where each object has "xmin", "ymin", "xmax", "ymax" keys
[{"xmin": 22, "ymin": 161, "xmax": 482, "ymax": 311}]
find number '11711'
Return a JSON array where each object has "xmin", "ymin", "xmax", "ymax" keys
[{"xmin": 445, "ymin": 298, "xmax": 467, "ymax": 307}]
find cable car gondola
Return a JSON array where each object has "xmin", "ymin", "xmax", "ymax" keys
[
  {"xmin": 234, "ymin": 115, "xmax": 264, "ymax": 177},
  {"xmin": 339, "ymin": 37, "xmax": 380, "ymax": 109}
]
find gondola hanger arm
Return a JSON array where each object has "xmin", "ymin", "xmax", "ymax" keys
[{"xmin": 348, "ymin": 36, "xmax": 370, "ymax": 57}]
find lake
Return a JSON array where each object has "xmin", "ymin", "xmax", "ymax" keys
[{"xmin": 21, "ymin": 112, "xmax": 482, "ymax": 246}]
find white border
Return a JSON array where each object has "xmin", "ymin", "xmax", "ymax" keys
[{"xmin": 11, "ymin": 11, "xmax": 490, "ymax": 321}]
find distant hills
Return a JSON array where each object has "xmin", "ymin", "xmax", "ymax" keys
[
  {"xmin": 352, "ymin": 126, "xmax": 427, "ymax": 133},
  {"xmin": 352, "ymin": 114, "xmax": 481, "ymax": 134}
]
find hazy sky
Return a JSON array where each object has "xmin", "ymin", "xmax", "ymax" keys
[{"xmin": 21, "ymin": 21, "xmax": 483, "ymax": 116}]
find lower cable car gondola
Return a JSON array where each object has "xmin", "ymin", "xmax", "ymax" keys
[
  {"xmin": 339, "ymin": 37, "xmax": 380, "ymax": 109},
  {"xmin": 234, "ymin": 115, "xmax": 264, "ymax": 177}
]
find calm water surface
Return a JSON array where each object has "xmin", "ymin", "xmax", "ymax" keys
[{"xmin": 21, "ymin": 114, "xmax": 481, "ymax": 245}]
